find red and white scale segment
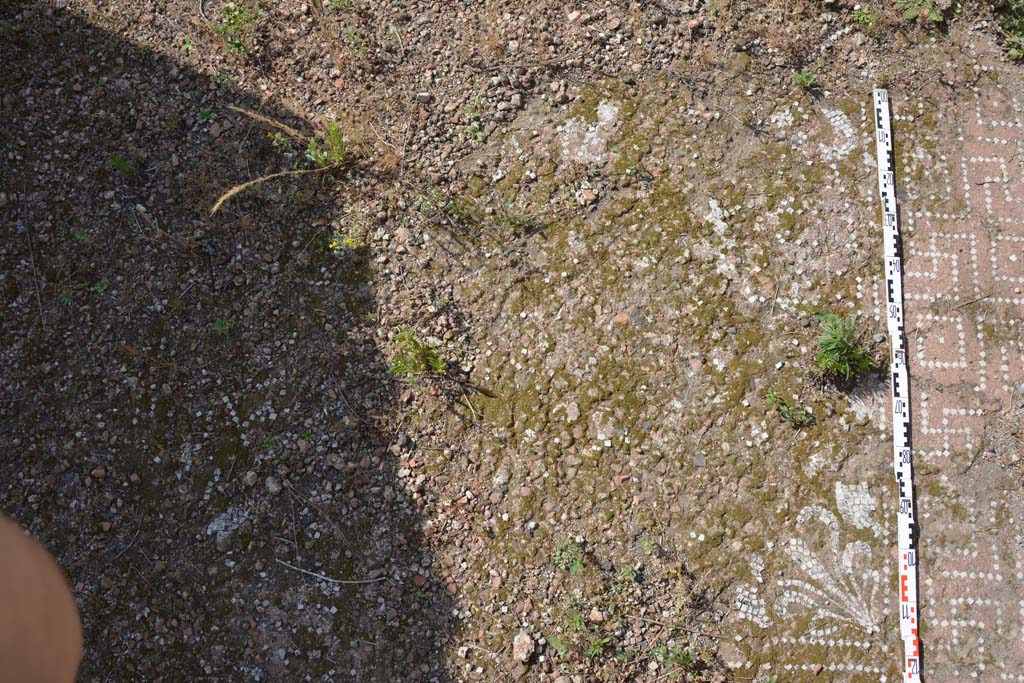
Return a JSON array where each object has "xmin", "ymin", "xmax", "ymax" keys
[{"xmin": 873, "ymin": 89, "xmax": 921, "ymax": 683}]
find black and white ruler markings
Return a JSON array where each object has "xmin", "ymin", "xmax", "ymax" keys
[{"xmin": 873, "ymin": 89, "xmax": 921, "ymax": 683}]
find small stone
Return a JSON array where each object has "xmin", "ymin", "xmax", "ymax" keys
[
  {"xmin": 415, "ymin": 92, "xmax": 432, "ymax": 104},
  {"xmin": 567, "ymin": 10, "xmax": 580, "ymax": 22},
  {"xmin": 100, "ymin": 521, "xmax": 112, "ymax": 532},
  {"xmin": 413, "ymin": 574, "xmax": 428, "ymax": 587},
  {"xmin": 612, "ymin": 311, "xmax": 630, "ymax": 325},
  {"xmin": 128, "ymin": 473, "xmax": 142, "ymax": 485},
  {"xmin": 242, "ymin": 471, "xmax": 258, "ymax": 487},
  {"xmin": 511, "ymin": 93, "xmax": 522, "ymax": 108},
  {"xmin": 606, "ymin": 17, "xmax": 621, "ymax": 30},
  {"xmin": 575, "ymin": 188, "xmax": 598, "ymax": 206},
  {"xmin": 493, "ymin": 465, "xmax": 511, "ymax": 488},
  {"xmin": 688, "ymin": 17, "xmax": 703, "ymax": 29},
  {"xmin": 297, "ymin": 439, "xmax": 311, "ymax": 454},
  {"xmin": 589, "ymin": 608, "xmax": 605, "ymax": 623},
  {"xmin": 265, "ymin": 476, "xmax": 283, "ymax": 495},
  {"xmin": 512, "ymin": 630, "xmax": 534, "ymax": 662},
  {"xmin": 694, "ymin": 454, "xmax": 707, "ymax": 467}
]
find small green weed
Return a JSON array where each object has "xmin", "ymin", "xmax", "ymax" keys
[
  {"xmin": 852, "ymin": 7, "xmax": 879, "ymax": 33},
  {"xmin": 554, "ymin": 540, "xmax": 585, "ymax": 574},
  {"xmin": 328, "ymin": 231, "xmax": 362, "ymax": 253},
  {"xmin": 494, "ymin": 198, "xmax": 541, "ymax": 236},
  {"xmin": 793, "ymin": 69, "xmax": 817, "ymax": 89},
  {"xmin": 385, "ymin": 25, "xmax": 402, "ymax": 46},
  {"xmin": 73, "ymin": 228, "xmax": 90, "ymax": 243},
  {"xmin": 262, "ymin": 437, "xmax": 275, "ymax": 448},
  {"xmin": 463, "ymin": 122, "xmax": 486, "ymax": 142},
  {"xmin": 212, "ymin": 318, "xmax": 233, "ymax": 335},
  {"xmin": 306, "ymin": 122, "xmax": 347, "ymax": 168},
  {"xmin": 547, "ymin": 634, "xmax": 569, "ymax": 657},
  {"xmin": 584, "ymin": 635, "xmax": 611, "ymax": 659},
  {"xmin": 419, "ymin": 189, "xmax": 485, "ymax": 233},
  {"xmin": 652, "ymin": 645, "xmax": 700, "ymax": 679},
  {"xmin": 110, "ymin": 154, "xmax": 135, "ymax": 175},
  {"xmin": 90, "ymin": 280, "xmax": 109, "ymax": 294},
  {"xmin": 390, "ymin": 329, "xmax": 447, "ymax": 378},
  {"xmin": 198, "ymin": 107, "xmax": 214, "ymax": 123},
  {"xmin": 343, "ymin": 27, "xmax": 364, "ymax": 55},
  {"xmin": 267, "ymin": 131, "xmax": 295, "ymax": 158},
  {"xmin": 666, "ymin": 646, "xmax": 694, "ymax": 668},
  {"xmin": 215, "ymin": 3, "xmax": 257, "ymax": 54},
  {"xmin": 331, "ymin": 0, "xmax": 357, "ymax": 9},
  {"xmin": 997, "ymin": 0, "xmax": 1024, "ymax": 59},
  {"xmin": 766, "ymin": 388, "xmax": 814, "ymax": 428},
  {"xmin": 814, "ymin": 312, "xmax": 875, "ymax": 381},
  {"xmin": 563, "ymin": 610, "xmax": 585, "ymax": 632},
  {"xmin": 895, "ymin": 0, "xmax": 948, "ymax": 22}
]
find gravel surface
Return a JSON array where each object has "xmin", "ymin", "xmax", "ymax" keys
[{"xmin": 2, "ymin": 0, "xmax": 1020, "ymax": 681}]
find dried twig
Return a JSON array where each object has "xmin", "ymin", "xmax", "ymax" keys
[
  {"xmin": 285, "ymin": 482, "xmax": 350, "ymax": 544},
  {"xmin": 211, "ymin": 167, "xmax": 326, "ymax": 214},
  {"xmin": 226, "ymin": 104, "xmax": 306, "ymax": 141},
  {"xmin": 627, "ymin": 613, "xmax": 721, "ymax": 639},
  {"xmin": 275, "ymin": 558, "xmax": 387, "ymax": 585},
  {"xmin": 23, "ymin": 226, "xmax": 46, "ymax": 330},
  {"xmin": 954, "ymin": 293, "xmax": 991, "ymax": 310},
  {"xmin": 110, "ymin": 527, "xmax": 142, "ymax": 561}
]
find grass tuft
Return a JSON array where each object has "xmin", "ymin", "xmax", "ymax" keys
[
  {"xmin": 793, "ymin": 69, "xmax": 817, "ymax": 89},
  {"xmin": 306, "ymin": 122, "xmax": 348, "ymax": 168},
  {"xmin": 813, "ymin": 312, "xmax": 874, "ymax": 382},
  {"xmin": 390, "ymin": 329, "xmax": 447, "ymax": 379},
  {"xmin": 215, "ymin": 3, "xmax": 257, "ymax": 54},
  {"xmin": 766, "ymin": 388, "xmax": 814, "ymax": 428},
  {"xmin": 997, "ymin": 0, "xmax": 1024, "ymax": 59}
]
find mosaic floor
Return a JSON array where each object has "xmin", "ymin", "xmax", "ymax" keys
[{"xmin": 721, "ymin": 41, "xmax": 1023, "ymax": 683}]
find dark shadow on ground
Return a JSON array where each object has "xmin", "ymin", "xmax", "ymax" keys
[{"xmin": 0, "ymin": 3, "xmax": 453, "ymax": 681}]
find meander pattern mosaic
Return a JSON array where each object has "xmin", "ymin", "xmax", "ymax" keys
[{"xmin": 724, "ymin": 43, "xmax": 1023, "ymax": 683}]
